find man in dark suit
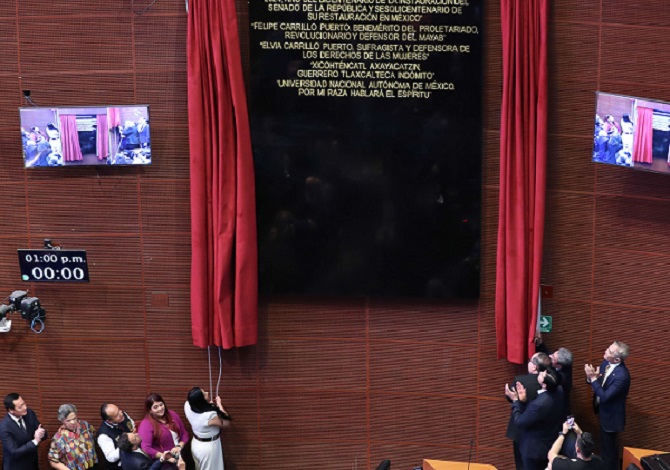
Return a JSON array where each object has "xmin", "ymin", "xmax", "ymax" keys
[
  {"xmin": 506, "ymin": 368, "xmax": 565, "ymax": 470},
  {"xmin": 585, "ymin": 341, "xmax": 631, "ymax": 470},
  {"xmin": 536, "ymin": 334, "xmax": 574, "ymax": 417},
  {"xmin": 0, "ymin": 393, "xmax": 47, "ymax": 470},
  {"xmin": 506, "ymin": 351, "xmax": 551, "ymax": 470},
  {"xmin": 118, "ymin": 431, "xmax": 184, "ymax": 470}
]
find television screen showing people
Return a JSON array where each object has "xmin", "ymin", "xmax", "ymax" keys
[
  {"xmin": 594, "ymin": 92, "xmax": 670, "ymax": 175},
  {"xmin": 19, "ymin": 105, "xmax": 151, "ymax": 168}
]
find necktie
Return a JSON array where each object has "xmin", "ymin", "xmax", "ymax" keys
[
  {"xmin": 18, "ymin": 418, "xmax": 26, "ymax": 432},
  {"xmin": 603, "ymin": 364, "xmax": 612, "ymax": 384},
  {"xmin": 595, "ymin": 365, "xmax": 612, "ymax": 406}
]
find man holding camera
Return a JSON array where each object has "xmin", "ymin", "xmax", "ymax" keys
[{"xmin": 547, "ymin": 419, "xmax": 605, "ymax": 469}]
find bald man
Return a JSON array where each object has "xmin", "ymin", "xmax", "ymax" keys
[{"xmin": 97, "ymin": 403, "xmax": 135, "ymax": 469}]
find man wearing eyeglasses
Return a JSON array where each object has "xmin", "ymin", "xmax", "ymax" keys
[{"xmin": 584, "ymin": 341, "xmax": 631, "ymax": 470}]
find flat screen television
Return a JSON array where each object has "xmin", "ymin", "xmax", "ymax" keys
[
  {"xmin": 594, "ymin": 92, "xmax": 670, "ymax": 175},
  {"xmin": 19, "ymin": 105, "xmax": 151, "ymax": 168}
]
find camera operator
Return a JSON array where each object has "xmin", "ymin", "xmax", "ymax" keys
[{"xmin": 547, "ymin": 419, "xmax": 605, "ymax": 469}]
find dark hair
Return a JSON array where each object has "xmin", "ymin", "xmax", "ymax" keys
[
  {"xmin": 622, "ymin": 114, "xmax": 632, "ymax": 124},
  {"xmin": 187, "ymin": 387, "xmax": 229, "ymax": 420},
  {"xmin": 3, "ymin": 393, "xmax": 20, "ymax": 411},
  {"xmin": 144, "ymin": 393, "xmax": 179, "ymax": 440},
  {"xmin": 577, "ymin": 432, "xmax": 596, "ymax": 458},
  {"xmin": 532, "ymin": 352, "xmax": 551, "ymax": 372},
  {"xmin": 118, "ymin": 432, "xmax": 134, "ymax": 452},
  {"xmin": 542, "ymin": 369, "xmax": 559, "ymax": 392},
  {"xmin": 100, "ymin": 403, "xmax": 111, "ymax": 421}
]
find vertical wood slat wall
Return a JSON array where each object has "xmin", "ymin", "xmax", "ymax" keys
[{"xmin": 1, "ymin": 1, "xmax": 670, "ymax": 469}]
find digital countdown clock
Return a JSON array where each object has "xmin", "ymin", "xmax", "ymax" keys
[{"xmin": 18, "ymin": 249, "xmax": 90, "ymax": 282}]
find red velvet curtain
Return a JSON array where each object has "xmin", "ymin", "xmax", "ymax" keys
[
  {"xmin": 108, "ymin": 107, "xmax": 121, "ymax": 127},
  {"xmin": 96, "ymin": 114, "xmax": 108, "ymax": 160},
  {"xmin": 58, "ymin": 115, "xmax": 83, "ymax": 162},
  {"xmin": 187, "ymin": 0, "xmax": 258, "ymax": 349},
  {"xmin": 107, "ymin": 107, "xmax": 121, "ymax": 152},
  {"xmin": 496, "ymin": 0, "xmax": 549, "ymax": 364},
  {"xmin": 632, "ymin": 106, "xmax": 653, "ymax": 164}
]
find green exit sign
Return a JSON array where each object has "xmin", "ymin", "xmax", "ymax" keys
[{"xmin": 539, "ymin": 315, "xmax": 552, "ymax": 333}]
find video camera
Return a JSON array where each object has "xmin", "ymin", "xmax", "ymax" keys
[{"xmin": 0, "ymin": 290, "xmax": 46, "ymax": 333}]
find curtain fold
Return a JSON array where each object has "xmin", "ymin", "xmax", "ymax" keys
[
  {"xmin": 58, "ymin": 115, "xmax": 83, "ymax": 162},
  {"xmin": 187, "ymin": 0, "xmax": 258, "ymax": 349},
  {"xmin": 632, "ymin": 106, "xmax": 653, "ymax": 164},
  {"xmin": 496, "ymin": 0, "xmax": 549, "ymax": 364},
  {"xmin": 96, "ymin": 114, "xmax": 109, "ymax": 161}
]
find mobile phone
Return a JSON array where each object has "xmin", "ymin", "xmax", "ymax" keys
[{"xmin": 567, "ymin": 415, "xmax": 575, "ymax": 427}]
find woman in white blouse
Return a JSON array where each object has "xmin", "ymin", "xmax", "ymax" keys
[{"xmin": 184, "ymin": 388, "xmax": 231, "ymax": 470}]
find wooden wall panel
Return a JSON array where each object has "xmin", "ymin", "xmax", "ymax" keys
[
  {"xmin": 135, "ymin": 71, "xmax": 188, "ymax": 126},
  {"xmin": 259, "ymin": 339, "xmax": 367, "ymax": 390},
  {"xmin": 31, "ymin": 286, "xmax": 146, "ymax": 336},
  {"xmin": 134, "ymin": 16, "xmax": 187, "ymax": 71},
  {"xmin": 0, "ymin": 20, "xmax": 18, "ymax": 79},
  {"xmin": 369, "ymin": 301, "xmax": 479, "ymax": 344},
  {"xmin": 370, "ymin": 394, "xmax": 477, "ymax": 446},
  {"xmin": 549, "ymin": 80, "xmax": 599, "ymax": 136},
  {"xmin": 546, "ymin": 135, "xmax": 595, "ymax": 192},
  {"xmin": 370, "ymin": 342, "xmax": 477, "ymax": 393},
  {"xmin": 477, "ymin": 399, "xmax": 512, "ymax": 450},
  {"xmin": 140, "ymin": 125, "xmax": 190, "ymax": 178},
  {"xmin": 552, "ymin": 1, "xmax": 599, "ymax": 24},
  {"xmin": 601, "ymin": 27, "xmax": 670, "ymax": 87},
  {"xmin": 2, "ymin": 1, "xmax": 670, "ymax": 469},
  {"xmin": 544, "ymin": 193, "xmax": 594, "ymax": 248},
  {"xmin": 540, "ymin": 245, "xmax": 593, "ymax": 300},
  {"xmin": 477, "ymin": 297, "xmax": 497, "ymax": 346},
  {"xmin": 263, "ymin": 298, "xmax": 367, "ymax": 338},
  {"xmin": 19, "ymin": 18, "xmax": 133, "ymax": 75},
  {"xmin": 549, "ymin": 23, "xmax": 599, "ymax": 87},
  {"xmin": 260, "ymin": 442, "xmax": 367, "ymax": 470}
]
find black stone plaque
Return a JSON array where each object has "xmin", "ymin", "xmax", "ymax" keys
[{"xmin": 249, "ymin": 0, "xmax": 482, "ymax": 298}]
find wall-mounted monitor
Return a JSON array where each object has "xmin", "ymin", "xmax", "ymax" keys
[
  {"xmin": 594, "ymin": 92, "xmax": 670, "ymax": 175},
  {"xmin": 19, "ymin": 105, "xmax": 151, "ymax": 168}
]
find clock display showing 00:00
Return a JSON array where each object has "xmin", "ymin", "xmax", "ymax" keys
[{"xmin": 30, "ymin": 266, "xmax": 86, "ymax": 281}]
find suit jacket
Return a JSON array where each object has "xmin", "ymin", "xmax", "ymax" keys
[
  {"xmin": 590, "ymin": 360, "xmax": 630, "ymax": 432},
  {"xmin": 120, "ymin": 450, "xmax": 163, "ymax": 470},
  {"xmin": 512, "ymin": 388, "xmax": 565, "ymax": 460},
  {"xmin": 506, "ymin": 373, "xmax": 543, "ymax": 441},
  {"xmin": 535, "ymin": 342, "xmax": 573, "ymax": 417},
  {"xmin": 557, "ymin": 365, "xmax": 573, "ymax": 416},
  {"xmin": 138, "ymin": 410, "xmax": 189, "ymax": 459},
  {"xmin": 0, "ymin": 409, "xmax": 46, "ymax": 470}
]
